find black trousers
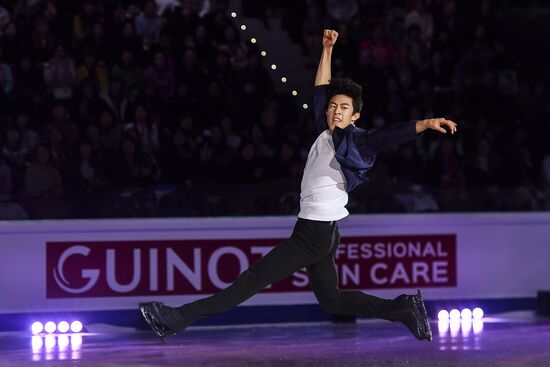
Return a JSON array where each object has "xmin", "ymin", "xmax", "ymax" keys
[{"xmin": 179, "ymin": 218, "xmax": 400, "ymax": 324}]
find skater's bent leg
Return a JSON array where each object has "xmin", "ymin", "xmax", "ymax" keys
[{"xmin": 307, "ymin": 227, "xmax": 399, "ymax": 320}]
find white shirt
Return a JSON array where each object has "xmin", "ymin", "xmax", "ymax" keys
[{"xmin": 298, "ymin": 130, "xmax": 349, "ymax": 221}]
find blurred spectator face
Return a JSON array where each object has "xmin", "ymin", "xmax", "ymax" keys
[
  {"xmin": 6, "ymin": 128, "xmax": 21, "ymax": 147},
  {"xmin": 173, "ymin": 130, "xmax": 185, "ymax": 146},
  {"xmin": 84, "ymin": 53, "xmax": 96, "ymax": 69},
  {"xmin": 122, "ymin": 138, "xmax": 136, "ymax": 156},
  {"xmin": 152, "ymin": 113, "xmax": 162, "ymax": 128},
  {"xmin": 280, "ymin": 141, "xmax": 294, "ymax": 161},
  {"xmin": 53, "ymin": 45, "xmax": 65, "ymax": 59},
  {"xmin": 373, "ymin": 25, "xmax": 384, "ymax": 41},
  {"xmin": 306, "ymin": 4, "xmax": 321, "ymax": 19},
  {"xmin": 49, "ymin": 128, "xmax": 63, "ymax": 144},
  {"xmin": 154, "ymin": 52, "xmax": 167, "ymax": 70},
  {"xmin": 113, "ymin": 5, "xmax": 125, "ymax": 21},
  {"xmin": 20, "ymin": 56, "xmax": 32, "ymax": 71},
  {"xmin": 220, "ymin": 117, "xmax": 233, "ymax": 132},
  {"xmin": 216, "ymin": 52, "xmax": 229, "ymax": 69},
  {"xmin": 400, "ymin": 144, "xmax": 415, "ymax": 159},
  {"xmin": 475, "ymin": 25, "xmax": 487, "ymax": 41},
  {"xmin": 123, "ymin": 23, "xmax": 135, "ymax": 38},
  {"xmin": 481, "ymin": 0, "xmax": 491, "ymax": 15},
  {"xmin": 183, "ymin": 49, "xmax": 198, "ymax": 67},
  {"xmin": 99, "ymin": 111, "xmax": 113, "ymax": 127},
  {"xmin": 16, "ymin": 113, "xmax": 30, "ymax": 129},
  {"xmin": 208, "ymin": 81, "xmax": 222, "ymax": 97},
  {"xmin": 251, "ymin": 125, "xmax": 263, "ymax": 143},
  {"xmin": 83, "ymin": 2, "xmax": 96, "ymax": 15},
  {"xmin": 247, "ymin": 53, "xmax": 259, "ymax": 68},
  {"xmin": 444, "ymin": 1, "xmax": 456, "ymax": 16},
  {"xmin": 134, "ymin": 105, "xmax": 147, "ymax": 122},
  {"xmin": 211, "ymin": 126, "xmax": 223, "ymax": 144},
  {"xmin": 199, "ymin": 143, "xmax": 213, "ymax": 161},
  {"xmin": 80, "ymin": 142, "xmax": 92, "ymax": 158},
  {"xmin": 87, "ymin": 125, "xmax": 100, "ymax": 143},
  {"xmin": 45, "ymin": 2, "xmax": 57, "ymax": 18},
  {"xmin": 144, "ymin": 1, "xmax": 157, "ymax": 17},
  {"xmin": 358, "ymin": 49, "xmax": 371, "ymax": 65},
  {"xmin": 176, "ymin": 82, "xmax": 189, "ymax": 98},
  {"xmin": 111, "ymin": 79, "xmax": 123, "ymax": 96},
  {"xmin": 179, "ymin": 116, "xmax": 193, "ymax": 130},
  {"xmin": 93, "ymin": 22, "xmax": 104, "ymax": 38},
  {"xmin": 35, "ymin": 18, "xmax": 49, "ymax": 36},
  {"xmin": 338, "ymin": 23, "xmax": 349, "ymax": 39},
  {"xmin": 195, "ymin": 25, "xmax": 207, "ymax": 42},
  {"xmin": 122, "ymin": 50, "xmax": 133, "ymax": 64},
  {"xmin": 180, "ymin": 0, "xmax": 193, "ymax": 14},
  {"xmin": 53, "ymin": 104, "xmax": 67, "ymax": 120},
  {"xmin": 36, "ymin": 146, "xmax": 50, "ymax": 165},
  {"xmin": 407, "ymin": 25, "xmax": 420, "ymax": 41},
  {"xmin": 5, "ymin": 22, "xmax": 16, "ymax": 37},
  {"xmin": 224, "ymin": 26, "xmax": 237, "ymax": 43},
  {"xmin": 240, "ymin": 143, "xmax": 255, "ymax": 161},
  {"xmin": 432, "ymin": 51, "xmax": 442, "ymax": 67},
  {"xmin": 387, "ymin": 77, "xmax": 399, "ymax": 93},
  {"xmin": 82, "ymin": 81, "xmax": 97, "ymax": 98},
  {"xmin": 478, "ymin": 138, "xmax": 490, "ymax": 157},
  {"xmin": 261, "ymin": 109, "xmax": 278, "ymax": 130},
  {"xmin": 482, "ymin": 70, "xmax": 496, "ymax": 88},
  {"xmin": 441, "ymin": 139, "xmax": 454, "ymax": 155}
]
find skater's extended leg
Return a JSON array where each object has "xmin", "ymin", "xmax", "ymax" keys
[
  {"xmin": 307, "ymin": 225, "xmax": 432, "ymax": 341},
  {"xmin": 140, "ymin": 219, "xmax": 336, "ymax": 340}
]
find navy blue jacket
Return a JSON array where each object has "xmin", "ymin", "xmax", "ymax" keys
[{"xmin": 313, "ymin": 85, "xmax": 419, "ymax": 192}]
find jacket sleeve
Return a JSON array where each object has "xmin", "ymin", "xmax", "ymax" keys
[
  {"xmin": 313, "ymin": 85, "xmax": 329, "ymax": 134},
  {"xmin": 359, "ymin": 120, "xmax": 418, "ymax": 154}
]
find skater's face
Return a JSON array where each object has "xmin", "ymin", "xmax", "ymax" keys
[{"xmin": 326, "ymin": 94, "xmax": 360, "ymax": 132}]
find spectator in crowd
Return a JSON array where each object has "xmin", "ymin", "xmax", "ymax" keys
[
  {"xmin": 24, "ymin": 145, "xmax": 63, "ymax": 198},
  {"xmin": 1, "ymin": 22, "xmax": 24, "ymax": 66},
  {"xmin": 143, "ymin": 50, "xmax": 176, "ymax": 98},
  {"xmin": 112, "ymin": 49, "xmax": 143, "ymax": 100},
  {"xmin": 43, "ymin": 44, "xmax": 77, "ymax": 101},
  {"xmin": 134, "ymin": 0, "xmax": 162, "ymax": 48},
  {"xmin": 14, "ymin": 112, "xmax": 40, "ymax": 153}
]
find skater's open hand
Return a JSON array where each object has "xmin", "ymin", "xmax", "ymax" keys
[
  {"xmin": 416, "ymin": 118, "xmax": 458, "ymax": 134},
  {"xmin": 322, "ymin": 29, "xmax": 338, "ymax": 48}
]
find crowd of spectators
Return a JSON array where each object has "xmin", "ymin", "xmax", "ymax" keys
[{"xmin": 0, "ymin": 0, "xmax": 548, "ymax": 219}]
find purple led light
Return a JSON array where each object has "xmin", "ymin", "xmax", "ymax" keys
[
  {"xmin": 437, "ymin": 310, "xmax": 449, "ymax": 321},
  {"xmin": 44, "ymin": 321, "xmax": 56, "ymax": 334},
  {"xmin": 460, "ymin": 308, "xmax": 472, "ymax": 320},
  {"xmin": 57, "ymin": 321, "xmax": 70, "ymax": 333},
  {"xmin": 472, "ymin": 307, "xmax": 484, "ymax": 320},
  {"xmin": 31, "ymin": 322, "xmax": 44, "ymax": 335},
  {"xmin": 70, "ymin": 320, "xmax": 83, "ymax": 333},
  {"xmin": 449, "ymin": 309, "xmax": 461, "ymax": 321}
]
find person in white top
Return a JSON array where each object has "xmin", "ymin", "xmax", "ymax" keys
[{"xmin": 139, "ymin": 29, "xmax": 458, "ymax": 343}]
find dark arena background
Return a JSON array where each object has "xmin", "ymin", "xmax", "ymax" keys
[{"xmin": 0, "ymin": 0, "xmax": 550, "ymax": 366}]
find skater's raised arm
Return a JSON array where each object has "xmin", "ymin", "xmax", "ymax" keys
[
  {"xmin": 314, "ymin": 29, "xmax": 338, "ymax": 86},
  {"xmin": 313, "ymin": 30, "xmax": 339, "ymax": 134}
]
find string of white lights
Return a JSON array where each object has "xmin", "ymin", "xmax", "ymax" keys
[{"xmin": 231, "ymin": 11, "xmax": 309, "ymax": 110}]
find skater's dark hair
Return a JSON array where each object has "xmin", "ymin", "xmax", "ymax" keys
[{"xmin": 328, "ymin": 78, "xmax": 363, "ymax": 113}]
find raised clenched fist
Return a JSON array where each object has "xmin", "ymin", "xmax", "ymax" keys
[{"xmin": 322, "ymin": 29, "xmax": 338, "ymax": 48}]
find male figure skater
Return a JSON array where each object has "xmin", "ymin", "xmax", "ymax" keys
[{"xmin": 140, "ymin": 29, "xmax": 457, "ymax": 343}]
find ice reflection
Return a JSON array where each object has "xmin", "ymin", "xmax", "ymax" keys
[
  {"xmin": 28, "ymin": 334, "xmax": 84, "ymax": 361},
  {"xmin": 437, "ymin": 319, "xmax": 484, "ymax": 351}
]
